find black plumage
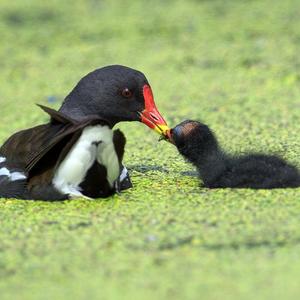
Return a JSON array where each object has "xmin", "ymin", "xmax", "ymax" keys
[{"xmin": 171, "ymin": 120, "xmax": 300, "ymax": 189}]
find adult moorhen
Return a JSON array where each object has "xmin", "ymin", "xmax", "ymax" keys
[{"xmin": 0, "ymin": 65, "xmax": 170, "ymax": 200}]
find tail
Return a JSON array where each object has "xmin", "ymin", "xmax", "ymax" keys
[{"xmin": 0, "ymin": 176, "xmax": 26, "ymax": 199}]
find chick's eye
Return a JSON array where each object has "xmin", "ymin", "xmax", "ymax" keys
[{"xmin": 121, "ymin": 88, "xmax": 133, "ymax": 98}]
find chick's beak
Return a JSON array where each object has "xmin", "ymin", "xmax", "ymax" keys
[{"xmin": 140, "ymin": 84, "xmax": 171, "ymax": 139}]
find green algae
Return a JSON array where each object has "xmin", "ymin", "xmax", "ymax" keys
[{"xmin": 0, "ymin": 0, "xmax": 300, "ymax": 299}]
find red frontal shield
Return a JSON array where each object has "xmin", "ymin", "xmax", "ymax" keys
[{"xmin": 140, "ymin": 85, "xmax": 170, "ymax": 137}]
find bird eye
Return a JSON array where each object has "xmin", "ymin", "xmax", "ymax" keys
[{"xmin": 121, "ymin": 88, "xmax": 133, "ymax": 98}]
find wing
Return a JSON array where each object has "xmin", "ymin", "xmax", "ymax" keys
[
  {"xmin": 0, "ymin": 105, "xmax": 109, "ymax": 177},
  {"xmin": 112, "ymin": 129, "xmax": 126, "ymax": 163}
]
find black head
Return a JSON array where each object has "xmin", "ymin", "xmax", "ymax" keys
[
  {"xmin": 171, "ymin": 120, "xmax": 219, "ymax": 160},
  {"xmin": 59, "ymin": 65, "xmax": 169, "ymax": 136}
]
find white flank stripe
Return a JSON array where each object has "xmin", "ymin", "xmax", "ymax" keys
[
  {"xmin": 0, "ymin": 167, "xmax": 10, "ymax": 176},
  {"xmin": 10, "ymin": 172, "xmax": 27, "ymax": 181},
  {"xmin": 0, "ymin": 167, "xmax": 26, "ymax": 181},
  {"xmin": 0, "ymin": 157, "xmax": 6, "ymax": 163}
]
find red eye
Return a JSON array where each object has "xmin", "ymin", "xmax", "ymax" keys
[{"xmin": 121, "ymin": 88, "xmax": 133, "ymax": 98}]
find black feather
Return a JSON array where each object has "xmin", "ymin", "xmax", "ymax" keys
[{"xmin": 172, "ymin": 120, "xmax": 300, "ymax": 189}]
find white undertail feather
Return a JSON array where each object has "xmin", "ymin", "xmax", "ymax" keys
[
  {"xmin": 119, "ymin": 166, "xmax": 129, "ymax": 182},
  {"xmin": 0, "ymin": 157, "xmax": 6, "ymax": 163},
  {"xmin": 52, "ymin": 125, "xmax": 120, "ymax": 198}
]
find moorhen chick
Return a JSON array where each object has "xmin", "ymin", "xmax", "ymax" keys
[{"xmin": 171, "ymin": 120, "xmax": 300, "ymax": 189}]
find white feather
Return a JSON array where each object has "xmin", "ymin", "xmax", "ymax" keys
[
  {"xmin": 0, "ymin": 167, "xmax": 26, "ymax": 181},
  {"xmin": 10, "ymin": 172, "xmax": 27, "ymax": 181},
  {"xmin": 0, "ymin": 167, "xmax": 10, "ymax": 177},
  {"xmin": 119, "ymin": 166, "xmax": 129, "ymax": 182},
  {"xmin": 0, "ymin": 157, "xmax": 6, "ymax": 163}
]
